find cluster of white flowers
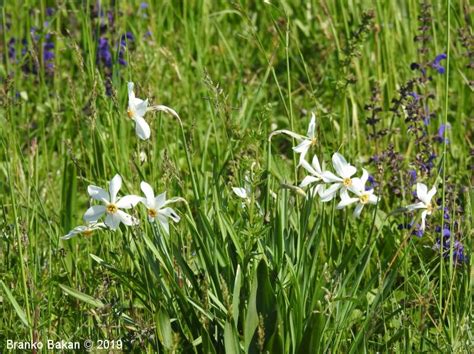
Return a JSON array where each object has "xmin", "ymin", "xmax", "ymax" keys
[
  {"xmin": 62, "ymin": 175, "xmax": 182, "ymax": 239},
  {"xmin": 267, "ymin": 113, "xmax": 438, "ymax": 226},
  {"xmin": 268, "ymin": 115, "xmax": 379, "ymax": 218},
  {"xmin": 62, "ymin": 83, "xmax": 183, "ymax": 240}
]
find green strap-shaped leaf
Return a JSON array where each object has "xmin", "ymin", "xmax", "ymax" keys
[{"xmin": 0, "ymin": 280, "xmax": 30, "ymax": 327}]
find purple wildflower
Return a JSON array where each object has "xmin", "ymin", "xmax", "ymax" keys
[
  {"xmin": 409, "ymin": 92, "xmax": 421, "ymax": 101},
  {"xmin": 431, "ymin": 53, "xmax": 447, "ymax": 74},
  {"xmin": 97, "ymin": 37, "xmax": 113, "ymax": 68},
  {"xmin": 408, "ymin": 169, "xmax": 417, "ymax": 183},
  {"xmin": 366, "ymin": 175, "xmax": 378, "ymax": 191},
  {"xmin": 434, "ymin": 237, "xmax": 467, "ymax": 264},
  {"xmin": 46, "ymin": 7, "xmax": 55, "ymax": 17},
  {"xmin": 435, "ymin": 124, "xmax": 450, "ymax": 144},
  {"xmin": 43, "ymin": 35, "xmax": 55, "ymax": 75},
  {"xmin": 140, "ymin": 2, "xmax": 148, "ymax": 9}
]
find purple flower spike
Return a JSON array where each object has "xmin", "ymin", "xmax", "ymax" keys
[
  {"xmin": 431, "ymin": 53, "xmax": 447, "ymax": 74},
  {"xmin": 435, "ymin": 123, "xmax": 450, "ymax": 144},
  {"xmin": 409, "ymin": 92, "xmax": 421, "ymax": 101}
]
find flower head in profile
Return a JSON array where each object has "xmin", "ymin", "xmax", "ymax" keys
[
  {"xmin": 61, "ymin": 222, "xmax": 106, "ymax": 240},
  {"xmin": 84, "ymin": 174, "xmax": 141, "ymax": 230},
  {"xmin": 337, "ymin": 169, "xmax": 379, "ymax": 217},
  {"xmin": 319, "ymin": 152, "xmax": 357, "ymax": 202},
  {"xmin": 269, "ymin": 112, "xmax": 318, "ymax": 165},
  {"xmin": 140, "ymin": 181, "xmax": 183, "ymax": 234},
  {"xmin": 127, "ymin": 82, "xmax": 150, "ymax": 140},
  {"xmin": 299, "ymin": 154, "xmax": 324, "ymax": 197},
  {"xmin": 406, "ymin": 182, "xmax": 436, "ymax": 230}
]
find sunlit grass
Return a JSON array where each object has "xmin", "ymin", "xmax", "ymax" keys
[{"xmin": 0, "ymin": 1, "xmax": 471, "ymax": 352}]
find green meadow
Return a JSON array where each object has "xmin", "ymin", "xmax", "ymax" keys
[{"xmin": 0, "ymin": 0, "xmax": 472, "ymax": 352}]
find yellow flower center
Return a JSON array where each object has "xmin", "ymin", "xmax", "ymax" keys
[
  {"xmin": 83, "ymin": 229, "xmax": 93, "ymax": 237},
  {"xmin": 106, "ymin": 204, "xmax": 118, "ymax": 214},
  {"xmin": 427, "ymin": 203, "xmax": 434, "ymax": 213},
  {"xmin": 148, "ymin": 208, "xmax": 158, "ymax": 218},
  {"xmin": 359, "ymin": 194, "xmax": 369, "ymax": 204},
  {"xmin": 311, "ymin": 137, "xmax": 317, "ymax": 146},
  {"xmin": 343, "ymin": 178, "xmax": 352, "ymax": 187},
  {"xmin": 127, "ymin": 108, "xmax": 134, "ymax": 119}
]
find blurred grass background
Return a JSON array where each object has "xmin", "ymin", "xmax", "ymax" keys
[{"xmin": 0, "ymin": 0, "xmax": 472, "ymax": 352}]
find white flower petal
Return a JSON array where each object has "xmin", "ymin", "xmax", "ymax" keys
[
  {"xmin": 342, "ymin": 164, "xmax": 357, "ymax": 178},
  {"xmin": 135, "ymin": 99, "xmax": 148, "ymax": 117},
  {"xmin": 105, "ymin": 213, "xmax": 121, "ymax": 230},
  {"xmin": 300, "ymin": 159, "xmax": 318, "ymax": 176},
  {"xmin": 135, "ymin": 116, "xmax": 151, "ymax": 140},
  {"xmin": 368, "ymin": 194, "xmax": 379, "ymax": 204},
  {"xmin": 311, "ymin": 154, "xmax": 322, "ymax": 174},
  {"xmin": 140, "ymin": 181, "xmax": 155, "ymax": 206},
  {"xmin": 127, "ymin": 82, "xmax": 135, "ymax": 97},
  {"xmin": 157, "ymin": 214, "xmax": 170, "ymax": 234},
  {"xmin": 109, "ymin": 174, "xmax": 122, "ymax": 204},
  {"xmin": 420, "ymin": 210, "xmax": 428, "ymax": 230},
  {"xmin": 117, "ymin": 210, "xmax": 139, "ymax": 226},
  {"xmin": 155, "ymin": 192, "xmax": 167, "ymax": 209},
  {"xmin": 232, "ymin": 187, "xmax": 248, "ymax": 199},
  {"xmin": 321, "ymin": 171, "xmax": 342, "ymax": 183},
  {"xmin": 337, "ymin": 196, "xmax": 358, "ymax": 209},
  {"xmin": 159, "ymin": 207, "xmax": 180, "ymax": 223},
  {"xmin": 360, "ymin": 169, "xmax": 369, "ymax": 186},
  {"xmin": 353, "ymin": 203, "xmax": 364, "ymax": 218},
  {"xmin": 406, "ymin": 202, "xmax": 426, "ymax": 211},
  {"xmin": 87, "ymin": 185, "xmax": 109, "ymax": 202},
  {"xmin": 307, "ymin": 112, "xmax": 316, "ymax": 138},
  {"xmin": 116, "ymin": 195, "xmax": 142, "ymax": 209},
  {"xmin": 332, "ymin": 152, "xmax": 348, "ymax": 177},
  {"xmin": 416, "ymin": 183, "xmax": 428, "ymax": 204},
  {"xmin": 319, "ymin": 183, "xmax": 341, "ymax": 202},
  {"xmin": 61, "ymin": 226, "xmax": 87, "ymax": 240},
  {"xmin": 300, "ymin": 176, "xmax": 319, "ymax": 188},
  {"xmin": 83, "ymin": 205, "xmax": 106, "ymax": 223},
  {"xmin": 348, "ymin": 178, "xmax": 364, "ymax": 195},
  {"xmin": 426, "ymin": 185, "xmax": 436, "ymax": 204},
  {"xmin": 293, "ymin": 139, "xmax": 311, "ymax": 154}
]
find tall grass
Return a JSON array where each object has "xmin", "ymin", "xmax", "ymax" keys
[{"xmin": 0, "ymin": 0, "xmax": 472, "ymax": 352}]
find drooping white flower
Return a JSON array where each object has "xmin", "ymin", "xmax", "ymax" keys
[
  {"xmin": 336, "ymin": 169, "xmax": 379, "ymax": 217},
  {"xmin": 84, "ymin": 174, "xmax": 141, "ymax": 230},
  {"xmin": 140, "ymin": 181, "xmax": 183, "ymax": 234},
  {"xmin": 232, "ymin": 187, "xmax": 249, "ymax": 200},
  {"xmin": 319, "ymin": 152, "xmax": 357, "ymax": 202},
  {"xmin": 61, "ymin": 222, "xmax": 106, "ymax": 240},
  {"xmin": 269, "ymin": 112, "xmax": 318, "ymax": 164},
  {"xmin": 406, "ymin": 182, "xmax": 436, "ymax": 230},
  {"xmin": 127, "ymin": 82, "xmax": 150, "ymax": 140},
  {"xmin": 299, "ymin": 154, "xmax": 324, "ymax": 197},
  {"xmin": 232, "ymin": 171, "xmax": 253, "ymax": 201}
]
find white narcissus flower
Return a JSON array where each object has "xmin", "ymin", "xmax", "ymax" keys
[
  {"xmin": 336, "ymin": 169, "xmax": 379, "ymax": 217},
  {"xmin": 61, "ymin": 222, "xmax": 106, "ymax": 240},
  {"xmin": 406, "ymin": 182, "xmax": 436, "ymax": 230},
  {"xmin": 128, "ymin": 82, "xmax": 150, "ymax": 140},
  {"xmin": 140, "ymin": 181, "xmax": 183, "ymax": 235},
  {"xmin": 84, "ymin": 174, "xmax": 141, "ymax": 230},
  {"xmin": 319, "ymin": 152, "xmax": 357, "ymax": 202},
  {"xmin": 270, "ymin": 112, "xmax": 318, "ymax": 165},
  {"xmin": 232, "ymin": 187, "xmax": 249, "ymax": 200},
  {"xmin": 232, "ymin": 172, "xmax": 252, "ymax": 200},
  {"xmin": 299, "ymin": 154, "xmax": 324, "ymax": 197}
]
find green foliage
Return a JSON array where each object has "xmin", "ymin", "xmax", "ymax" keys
[{"xmin": 0, "ymin": 0, "xmax": 472, "ymax": 352}]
